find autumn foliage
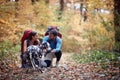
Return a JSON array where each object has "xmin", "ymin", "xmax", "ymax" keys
[{"xmin": 0, "ymin": 0, "xmax": 120, "ymax": 80}]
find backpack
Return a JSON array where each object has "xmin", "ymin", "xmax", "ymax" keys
[
  {"xmin": 21, "ymin": 30, "xmax": 32, "ymax": 52},
  {"xmin": 45, "ymin": 26, "xmax": 62, "ymax": 38}
]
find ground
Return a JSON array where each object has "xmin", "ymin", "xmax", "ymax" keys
[{"xmin": 0, "ymin": 53, "xmax": 120, "ymax": 80}]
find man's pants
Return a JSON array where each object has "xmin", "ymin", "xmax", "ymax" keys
[
  {"xmin": 54, "ymin": 51, "xmax": 62, "ymax": 62},
  {"xmin": 44, "ymin": 51, "xmax": 62, "ymax": 67}
]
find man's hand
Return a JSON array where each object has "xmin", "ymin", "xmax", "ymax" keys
[{"xmin": 51, "ymin": 49, "xmax": 56, "ymax": 53}]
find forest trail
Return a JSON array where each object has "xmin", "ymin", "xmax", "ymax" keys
[{"xmin": 0, "ymin": 53, "xmax": 120, "ymax": 80}]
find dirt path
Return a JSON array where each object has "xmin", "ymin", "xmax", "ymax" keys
[
  {"xmin": 15, "ymin": 53, "xmax": 108, "ymax": 80},
  {"xmin": 54, "ymin": 52, "xmax": 73, "ymax": 65},
  {"xmin": 1, "ymin": 53, "xmax": 119, "ymax": 80},
  {"xmin": 19, "ymin": 53, "xmax": 120, "ymax": 80}
]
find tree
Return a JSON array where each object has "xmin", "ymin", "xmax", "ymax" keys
[
  {"xmin": 31, "ymin": 0, "xmax": 39, "ymax": 4},
  {"xmin": 60, "ymin": 0, "xmax": 64, "ymax": 11},
  {"xmin": 45, "ymin": 0, "xmax": 49, "ymax": 4},
  {"xmin": 114, "ymin": 0, "xmax": 120, "ymax": 51},
  {"xmin": 58, "ymin": 0, "xmax": 64, "ymax": 19}
]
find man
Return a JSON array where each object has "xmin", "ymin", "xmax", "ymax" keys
[{"xmin": 42, "ymin": 29, "xmax": 62, "ymax": 67}]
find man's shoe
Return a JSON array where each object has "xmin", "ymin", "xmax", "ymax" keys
[{"xmin": 55, "ymin": 62, "xmax": 59, "ymax": 67}]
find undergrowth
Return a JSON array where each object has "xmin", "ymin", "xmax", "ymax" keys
[
  {"xmin": 71, "ymin": 50, "xmax": 120, "ymax": 69},
  {"xmin": 0, "ymin": 40, "xmax": 20, "ymax": 66}
]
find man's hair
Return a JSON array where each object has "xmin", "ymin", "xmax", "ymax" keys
[{"xmin": 49, "ymin": 29, "xmax": 58, "ymax": 36}]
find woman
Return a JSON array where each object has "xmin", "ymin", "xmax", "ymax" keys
[
  {"xmin": 23, "ymin": 31, "xmax": 38, "ymax": 53},
  {"xmin": 21, "ymin": 31, "xmax": 38, "ymax": 68}
]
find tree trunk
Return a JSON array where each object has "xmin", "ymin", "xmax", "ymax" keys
[
  {"xmin": 45, "ymin": 0, "xmax": 49, "ymax": 4},
  {"xmin": 31, "ymin": 0, "xmax": 39, "ymax": 4},
  {"xmin": 114, "ymin": 0, "xmax": 120, "ymax": 51},
  {"xmin": 58, "ymin": 0, "xmax": 64, "ymax": 20},
  {"xmin": 60, "ymin": 0, "xmax": 64, "ymax": 11}
]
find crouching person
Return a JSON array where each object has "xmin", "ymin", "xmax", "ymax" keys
[
  {"xmin": 42, "ymin": 29, "xmax": 62, "ymax": 67},
  {"xmin": 21, "ymin": 31, "xmax": 38, "ymax": 68}
]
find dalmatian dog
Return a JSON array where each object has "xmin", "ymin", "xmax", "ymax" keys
[
  {"xmin": 26, "ymin": 42, "xmax": 55, "ymax": 69},
  {"xmin": 27, "ymin": 45, "xmax": 43, "ymax": 72}
]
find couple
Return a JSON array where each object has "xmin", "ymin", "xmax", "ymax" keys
[{"xmin": 21, "ymin": 28, "xmax": 62, "ymax": 68}]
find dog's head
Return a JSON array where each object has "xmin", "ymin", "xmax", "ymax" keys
[{"xmin": 42, "ymin": 42, "xmax": 51, "ymax": 51}]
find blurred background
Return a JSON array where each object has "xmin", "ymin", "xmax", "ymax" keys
[{"xmin": 0, "ymin": 0, "xmax": 120, "ymax": 66}]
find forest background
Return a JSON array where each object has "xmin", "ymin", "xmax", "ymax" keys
[{"xmin": 0, "ymin": 0, "xmax": 120, "ymax": 79}]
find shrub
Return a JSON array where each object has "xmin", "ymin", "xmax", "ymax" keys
[
  {"xmin": 0, "ymin": 40, "xmax": 20, "ymax": 66},
  {"xmin": 71, "ymin": 50, "xmax": 120, "ymax": 69}
]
